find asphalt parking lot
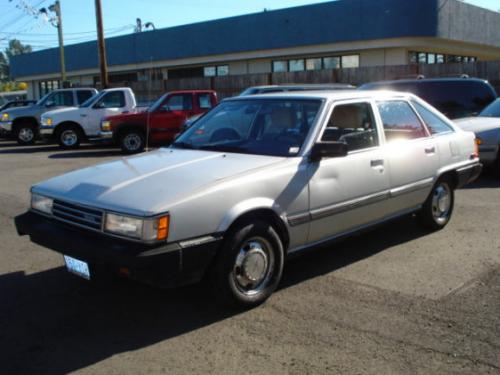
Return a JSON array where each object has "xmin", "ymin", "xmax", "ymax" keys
[{"xmin": 0, "ymin": 138, "xmax": 499, "ymax": 375}]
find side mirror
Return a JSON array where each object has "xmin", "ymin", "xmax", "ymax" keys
[
  {"xmin": 310, "ymin": 141, "xmax": 348, "ymax": 162},
  {"xmin": 159, "ymin": 106, "xmax": 171, "ymax": 113},
  {"xmin": 45, "ymin": 101, "xmax": 55, "ymax": 108},
  {"xmin": 93, "ymin": 102, "xmax": 105, "ymax": 109}
]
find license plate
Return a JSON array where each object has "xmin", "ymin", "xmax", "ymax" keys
[{"xmin": 63, "ymin": 255, "xmax": 91, "ymax": 280}]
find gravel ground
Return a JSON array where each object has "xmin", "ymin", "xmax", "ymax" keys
[{"xmin": 0, "ymin": 139, "xmax": 499, "ymax": 375}]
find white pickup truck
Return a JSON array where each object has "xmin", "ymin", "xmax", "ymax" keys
[{"xmin": 40, "ymin": 87, "xmax": 137, "ymax": 149}]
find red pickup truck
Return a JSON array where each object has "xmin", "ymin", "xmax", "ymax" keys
[{"xmin": 99, "ymin": 90, "xmax": 217, "ymax": 153}]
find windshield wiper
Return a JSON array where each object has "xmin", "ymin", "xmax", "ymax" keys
[
  {"xmin": 198, "ymin": 144, "xmax": 248, "ymax": 154},
  {"xmin": 171, "ymin": 142, "xmax": 196, "ymax": 149}
]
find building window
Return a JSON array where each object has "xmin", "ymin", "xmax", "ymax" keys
[
  {"xmin": 204, "ymin": 66, "xmax": 216, "ymax": 77},
  {"xmin": 217, "ymin": 65, "xmax": 229, "ymax": 76},
  {"xmin": 323, "ymin": 56, "xmax": 341, "ymax": 69},
  {"xmin": 418, "ymin": 52, "xmax": 427, "ymax": 64},
  {"xmin": 289, "ymin": 59, "xmax": 305, "ymax": 72},
  {"xmin": 272, "ymin": 60, "xmax": 288, "ymax": 72},
  {"xmin": 409, "ymin": 51, "xmax": 477, "ymax": 65},
  {"xmin": 306, "ymin": 58, "xmax": 322, "ymax": 71},
  {"xmin": 204, "ymin": 65, "xmax": 229, "ymax": 77},
  {"xmin": 39, "ymin": 80, "xmax": 60, "ymax": 96},
  {"xmin": 341, "ymin": 55, "xmax": 359, "ymax": 68}
]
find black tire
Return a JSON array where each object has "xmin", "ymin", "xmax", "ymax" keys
[
  {"xmin": 417, "ymin": 177, "xmax": 454, "ymax": 230},
  {"xmin": 15, "ymin": 121, "xmax": 37, "ymax": 145},
  {"xmin": 209, "ymin": 220, "xmax": 284, "ymax": 308},
  {"xmin": 120, "ymin": 129, "xmax": 145, "ymax": 154},
  {"xmin": 56, "ymin": 124, "xmax": 82, "ymax": 149}
]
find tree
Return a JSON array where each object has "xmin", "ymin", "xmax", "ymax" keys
[{"xmin": 0, "ymin": 39, "xmax": 32, "ymax": 82}]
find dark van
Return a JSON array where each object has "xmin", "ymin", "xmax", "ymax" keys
[{"xmin": 359, "ymin": 78, "xmax": 497, "ymax": 119}]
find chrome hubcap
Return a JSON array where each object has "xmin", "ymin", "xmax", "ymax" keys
[
  {"xmin": 61, "ymin": 130, "xmax": 77, "ymax": 146},
  {"xmin": 432, "ymin": 183, "xmax": 451, "ymax": 224},
  {"xmin": 124, "ymin": 133, "xmax": 142, "ymax": 151},
  {"xmin": 19, "ymin": 128, "xmax": 34, "ymax": 142},
  {"xmin": 233, "ymin": 237, "xmax": 274, "ymax": 296}
]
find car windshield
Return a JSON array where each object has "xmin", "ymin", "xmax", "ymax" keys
[
  {"xmin": 148, "ymin": 93, "xmax": 169, "ymax": 112},
  {"xmin": 36, "ymin": 92, "xmax": 52, "ymax": 106},
  {"xmin": 479, "ymin": 99, "xmax": 500, "ymax": 117},
  {"xmin": 172, "ymin": 98, "xmax": 323, "ymax": 157},
  {"xmin": 79, "ymin": 92, "xmax": 103, "ymax": 108}
]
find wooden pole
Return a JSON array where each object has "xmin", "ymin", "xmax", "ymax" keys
[{"xmin": 95, "ymin": 0, "xmax": 109, "ymax": 88}]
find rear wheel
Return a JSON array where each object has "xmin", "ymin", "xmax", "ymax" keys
[
  {"xmin": 120, "ymin": 129, "xmax": 145, "ymax": 154},
  {"xmin": 57, "ymin": 124, "xmax": 82, "ymax": 149},
  {"xmin": 418, "ymin": 178, "xmax": 454, "ymax": 230},
  {"xmin": 15, "ymin": 122, "xmax": 36, "ymax": 145},
  {"xmin": 209, "ymin": 220, "xmax": 284, "ymax": 308}
]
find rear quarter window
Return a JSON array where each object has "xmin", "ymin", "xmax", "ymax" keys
[{"xmin": 411, "ymin": 101, "xmax": 454, "ymax": 135}]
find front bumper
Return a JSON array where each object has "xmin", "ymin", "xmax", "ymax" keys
[
  {"xmin": 0, "ymin": 121, "xmax": 12, "ymax": 132},
  {"xmin": 39, "ymin": 125, "xmax": 55, "ymax": 138},
  {"xmin": 478, "ymin": 144, "xmax": 499, "ymax": 165},
  {"xmin": 15, "ymin": 211, "xmax": 222, "ymax": 288},
  {"xmin": 456, "ymin": 162, "xmax": 482, "ymax": 188},
  {"xmin": 98, "ymin": 131, "xmax": 113, "ymax": 140}
]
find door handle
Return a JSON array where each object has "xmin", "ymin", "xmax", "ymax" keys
[
  {"xmin": 370, "ymin": 159, "xmax": 384, "ymax": 168},
  {"xmin": 425, "ymin": 147, "xmax": 436, "ymax": 154},
  {"xmin": 80, "ymin": 114, "xmax": 87, "ymax": 117}
]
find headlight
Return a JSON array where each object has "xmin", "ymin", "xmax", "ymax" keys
[
  {"xmin": 31, "ymin": 193, "xmax": 53, "ymax": 215},
  {"xmin": 101, "ymin": 120, "xmax": 111, "ymax": 132},
  {"xmin": 42, "ymin": 117, "xmax": 53, "ymax": 126},
  {"xmin": 104, "ymin": 213, "xmax": 169, "ymax": 241},
  {"xmin": 2, "ymin": 113, "xmax": 9, "ymax": 121}
]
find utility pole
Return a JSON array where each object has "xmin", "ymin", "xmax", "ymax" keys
[
  {"xmin": 42, "ymin": 1, "xmax": 66, "ymax": 85},
  {"xmin": 95, "ymin": 0, "xmax": 109, "ymax": 88}
]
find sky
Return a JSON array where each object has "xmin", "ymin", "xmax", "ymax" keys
[{"xmin": 0, "ymin": 0, "xmax": 498, "ymax": 51}]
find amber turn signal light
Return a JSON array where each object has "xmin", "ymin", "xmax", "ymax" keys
[{"xmin": 157, "ymin": 216, "xmax": 169, "ymax": 241}]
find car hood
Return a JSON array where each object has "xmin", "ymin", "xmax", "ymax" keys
[
  {"xmin": 454, "ymin": 117, "xmax": 500, "ymax": 133},
  {"xmin": 3, "ymin": 104, "xmax": 42, "ymax": 117},
  {"xmin": 33, "ymin": 148, "xmax": 286, "ymax": 216},
  {"xmin": 43, "ymin": 107, "xmax": 80, "ymax": 119}
]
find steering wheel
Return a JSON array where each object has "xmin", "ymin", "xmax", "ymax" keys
[{"xmin": 209, "ymin": 128, "xmax": 241, "ymax": 143}]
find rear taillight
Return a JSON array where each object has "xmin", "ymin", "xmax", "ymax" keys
[{"xmin": 471, "ymin": 138, "xmax": 481, "ymax": 159}]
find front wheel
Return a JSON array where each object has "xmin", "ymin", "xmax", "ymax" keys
[
  {"xmin": 418, "ymin": 178, "xmax": 454, "ymax": 230},
  {"xmin": 57, "ymin": 125, "xmax": 82, "ymax": 149},
  {"xmin": 15, "ymin": 123, "xmax": 36, "ymax": 145},
  {"xmin": 209, "ymin": 220, "xmax": 284, "ymax": 308},
  {"xmin": 120, "ymin": 130, "xmax": 145, "ymax": 154}
]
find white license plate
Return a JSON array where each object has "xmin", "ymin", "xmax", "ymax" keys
[{"xmin": 64, "ymin": 255, "xmax": 91, "ymax": 280}]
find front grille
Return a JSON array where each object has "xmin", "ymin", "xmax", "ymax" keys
[{"xmin": 52, "ymin": 200, "xmax": 104, "ymax": 231}]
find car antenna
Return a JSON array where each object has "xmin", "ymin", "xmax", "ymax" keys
[{"xmin": 145, "ymin": 56, "xmax": 153, "ymax": 152}]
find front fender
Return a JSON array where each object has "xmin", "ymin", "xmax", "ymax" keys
[{"xmin": 216, "ymin": 197, "xmax": 284, "ymax": 232}]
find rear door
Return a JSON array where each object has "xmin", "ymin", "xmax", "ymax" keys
[
  {"xmin": 375, "ymin": 99, "xmax": 439, "ymax": 212},
  {"xmin": 307, "ymin": 99, "xmax": 392, "ymax": 243}
]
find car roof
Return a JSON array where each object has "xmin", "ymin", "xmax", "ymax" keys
[
  {"xmin": 229, "ymin": 89, "xmax": 413, "ymax": 101},
  {"xmin": 362, "ymin": 77, "xmax": 490, "ymax": 86}
]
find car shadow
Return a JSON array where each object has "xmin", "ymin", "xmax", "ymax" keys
[
  {"xmin": 1, "ymin": 215, "xmax": 428, "ymax": 374},
  {"xmin": 0, "ymin": 144, "xmax": 62, "ymax": 154},
  {"xmin": 460, "ymin": 173, "xmax": 500, "ymax": 189}
]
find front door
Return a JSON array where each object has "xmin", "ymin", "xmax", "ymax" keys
[
  {"xmin": 86, "ymin": 91, "xmax": 127, "ymax": 136},
  {"xmin": 149, "ymin": 93, "xmax": 193, "ymax": 143},
  {"xmin": 307, "ymin": 100, "xmax": 392, "ymax": 243}
]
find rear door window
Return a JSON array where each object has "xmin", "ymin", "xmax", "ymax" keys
[
  {"xmin": 377, "ymin": 101, "xmax": 428, "ymax": 142},
  {"xmin": 77, "ymin": 90, "xmax": 95, "ymax": 105},
  {"xmin": 411, "ymin": 101, "xmax": 454, "ymax": 135},
  {"xmin": 321, "ymin": 102, "xmax": 379, "ymax": 151}
]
